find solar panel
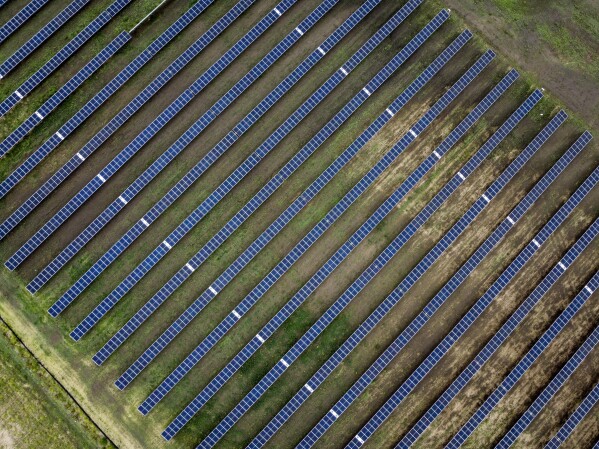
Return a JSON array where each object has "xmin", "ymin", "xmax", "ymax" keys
[
  {"xmin": 349, "ymin": 153, "xmax": 598, "ymax": 449},
  {"xmin": 0, "ymin": 0, "xmax": 133, "ymax": 118},
  {"xmin": 7, "ymin": 0, "xmax": 300, "ymax": 272},
  {"xmin": 397, "ymin": 140, "xmax": 596, "ymax": 449},
  {"xmin": 545, "ymin": 376, "xmax": 599, "ymax": 449},
  {"xmin": 0, "ymin": 32, "xmax": 131, "ymax": 157},
  {"xmin": 68, "ymin": 0, "xmax": 427, "ymax": 348},
  {"xmin": 0, "ymin": 0, "xmax": 49, "ymax": 45},
  {"xmin": 0, "ymin": 0, "xmax": 239, "ymax": 232},
  {"xmin": 495, "ymin": 323, "xmax": 599, "ymax": 449},
  {"xmin": 249, "ymin": 91, "xmax": 545, "ymax": 449},
  {"xmin": 50, "ymin": 0, "xmax": 406, "ymax": 321},
  {"xmin": 31, "ymin": 0, "xmax": 343, "ymax": 296},
  {"xmin": 163, "ymin": 59, "xmax": 512, "ymax": 442},
  {"xmin": 440, "ymin": 184, "xmax": 599, "ymax": 447},
  {"xmin": 221, "ymin": 89, "xmax": 541, "ymax": 449},
  {"xmin": 444, "ymin": 224, "xmax": 599, "ymax": 449},
  {"xmin": 168, "ymin": 34, "xmax": 483, "ymax": 447},
  {"xmin": 116, "ymin": 28, "xmax": 471, "ymax": 399},
  {"xmin": 0, "ymin": 0, "xmax": 91, "ymax": 77},
  {"xmin": 294, "ymin": 111, "xmax": 569, "ymax": 449}
]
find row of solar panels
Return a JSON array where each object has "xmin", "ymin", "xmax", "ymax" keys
[
  {"xmin": 346, "ymin": 138, "xmax": 597, "ymax": 449},
  {"xmin": 545, "ymin": 377, "xmax": 599, "ymax": 449},
  {"xmin": 0, "ymin": 31, "xmax": 131, "ymax": 157},
  {"xmin": 5, "ymin": 0, "xmax": 304, "ymax": 271},
  {"xmin": 97, "ymin": 21, "xmax": 478, "ymax": 440},
  {"xmin": 193, "ymin": 83, "xmax": 544, "ymax": 449},
  {"xmin": 114, "ymin": 4, "xmax": 460, "ymax": 399},
  {"xmin": 143, "ymin": 5, "xmax": 453, "ymax": 409},
  {"xmin": 0, "ymin": 0, "xmax": 134, "ymax": 118},
  {"xmin": 495, "ymin": 325, "xmax": 598, "ymax": 448},
  {"xmin": 195, "ymin": 86, "xmax": 597, "ymax": 449},
  {"xmin": 163, "ymin": 53, "xmax": 518, "ymax": 441},
  {"xmin": 291, "ymin": 88, "xmax": 564, "ymax": 449},
  {"xmin": 0, "ymin": 0, "xmax": 231, "ymax": 218},
  {"xmin": 161, "ymin": 43, "xmax": 510, "ymax": 439},
  {"xmin": 178, "ymin": 23, "xmax": 597, "ymax": 448},
  {"xmin": 0, "ymin": 0, "xmax": 50, "ymax": 45},
  {"xmin": 73, "ymin": 0, "xmax": 426, "ymax": 350},
  {"xmin": 445, "ymin": 221, "xmax": 598, "ymax": 449},
  {"xmin": 2, "ymin": 0, "xmax": 596, "ymax": 447},
  {"xmin": 138, "ymin": 29, "xmax": 484, "ymax": 422},
  {"xmin": 395, "ymin": 133, "xmax": 593, "ymax": 449},
  {"xmin": 32, "ymin": 0, "xmax": 347, "ymax": 306},
  {"xmin": 0, "ymin": 0, "xmax": 91, "ymax": 77},
  {"xmin": 93, "ymin": 1, "xmax": 438, "ymax": 370},
  {"xmin": 134, "ymin": 21, "xmax": 596, "ymax": 448}
]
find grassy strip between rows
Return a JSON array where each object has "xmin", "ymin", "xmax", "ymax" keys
[{"xmin": 0, "ymin": 0, "xmax": 171, "ymax": 180}]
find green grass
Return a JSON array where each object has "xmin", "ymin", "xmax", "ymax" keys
[
  {"xmin": 0, "ymin": 318, "xmax": 113, "ymax": 449},
  {"xmin": 489, "ymin": 0, "xmax": 530, "ymax": 21},
  {"xmin": 536, "ymin": 22, "xmax": 599, "ymax": 76}
]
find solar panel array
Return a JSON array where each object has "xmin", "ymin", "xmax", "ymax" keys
[
  {"xmin": 0, "ymin": 32, "xmax": 131, "ymax": 158},
  {"xmin": 91, "ymin": 4, "xmax": 438, "ymax": 367},
  {"xmin": 24, "ymin": 0, "xmax": 339, "ymax": 289},
  {"xmin": 496, "ymin": 324, "xmax": 599, "ymax": 449},
  {"xmin": 545, "ymin": 372, "xmax": 599, "ymax": 449},
  {"xmin": 113, "ymin": 17, "xmax": 448, "ymax": 393},
  {"xmin": 0, "ymin": 0, "xmax": 91, "ymax": 77},
  {"xmin": 116, "ymin": 28, "xmax": 471, "ymax": 397},
  {"xmin": 295, "ymin": 109, "xmax": 567, "ymax": 449},
  {"xmin": 249, "ymin": 89, "xmax": 542, "ymax": 449},
  {"xmin": 348, "ymin": 150, "xmax": 588, "ymax": 447},
  {"xmin": 104, "ymin": 16, "xmax": 438, "ymax": 373},
  {"xmin": 186, "ymin": 35, "xmax": 491, "ymax": 449},
  {"xmin": 30, "ymin": 0, "xmax": 341, "ymax": 296},
  {"xmin": 445, "ymin": 220, "xmax": 599, "ymax": 449},
  {"xmin": 97, "ymin": 9, "xmax": 434, "ymax": 354},
  {"xmin": 0, "ymin": 0, "xmax": 49, "ymax": 45},
  {"xmin": 65, "ymin": 0, "xmax": 365, "ymax": 336},
  {"xmin": 52, "ymin": 0, "xmax": 406, "ymax": 321},
  {"xmin": 352, "ymin": 153, "xmax": 598, "ymax": 449},
  {"xmin": 0, "ymin": 1, "xmax": 595, "ymax": 446},
  {"xmin": 7, "ymin": 0, "xmax": 300, "ymax": 272},
  {"xmin": 396, "ymin": 140, "xmax": 596, "ymax": 449},
  {"xmin": 0, "ymin": 0, "xmax": 134, "ymax": 117},
  {"xmin": 163, "ymin": 57, "xmax": 511, "ymax": 441},
  {"xmin": 239, "ymin": 88, "xmax": 541, "ymax": 449},
  {"xmin": 140, "ymin": 11, "xmax": 460, "ymax": 414},
  {"xmin": 0, "ymin": 0, "xmax": 241, "ymax": 232}
]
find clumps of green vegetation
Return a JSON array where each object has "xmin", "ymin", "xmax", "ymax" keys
[
  {"xmin": 488, "ymin": 0, "xmax": 599, "ymax": 79},
  {"xmin": 489, "ymin": 0, "xmax": 531, "ymax": 22},
  {"xmin": 536, "ymin": 23, "xmax": 599, "ymax": 77}
]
